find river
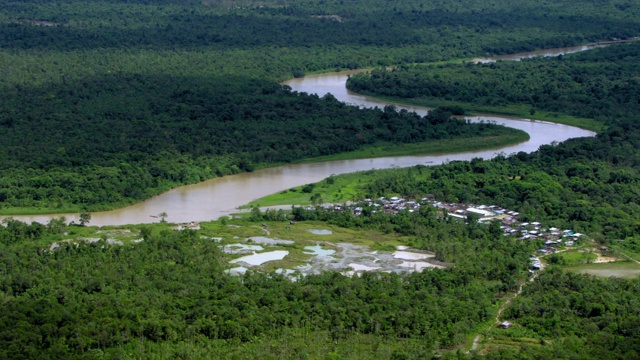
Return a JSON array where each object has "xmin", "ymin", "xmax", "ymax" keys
[{"xmin": 4, "ymin": 45, "xmax": 603, "ymax": 226}]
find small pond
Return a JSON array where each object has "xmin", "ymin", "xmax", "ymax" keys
[
  {"xmin": 226, "ymin": 266, "xmax": 248, "ymax": 275},
  {"xmin": 307, "ymin": 229, "xmax": 333, "ymax": 235},
  {"xmin": 349, "ymin": 263, "xmax": 381, "ymax": 271},
  {"xmin": 304, "ymin": 244, "xmax": 336, "ymax": 257},
  {"xmin": 275, "ymin": 268, "xmax": 297, "ymax": 276},
  {"xmin": 230, "ymin": 250, "xmax": 289, "ymax": 266},
  {"xmin": 248, "ymin": 236, "xmax": 295, "ymax": 245},
  {"xmin": 393, "ymin": 251, "xmax": 435, "ymax": 260}
]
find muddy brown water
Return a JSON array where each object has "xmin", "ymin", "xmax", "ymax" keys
[{"xmin": 5, "ymin": 44, "xmax": 609, "ymax": 226}]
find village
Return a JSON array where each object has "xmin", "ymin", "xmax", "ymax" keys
[
  {"xmin": 311, "ymin": 195, "xmax": 586, "ymax": 271},
  {"xmin": 162, "ymin": 195, "xmax": 588, "ymax": 275}
]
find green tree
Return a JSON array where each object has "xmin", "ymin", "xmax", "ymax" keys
[{"xmin": 79, "ymin": 212, "xmax": 91, "ymax": 226}]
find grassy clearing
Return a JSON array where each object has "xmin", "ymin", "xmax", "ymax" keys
[
  {"xmin": 564, "ymin": 261, "xmax": 640, "ymax": 278},
  {"xmin": 552, "ymin": 249, "xmax": 598, "ymax": 265},
  {"xmin": 201, "ymin": 219, "xmax": 407, "ymax": 271},
  {"xmin": 478, "ymin": 325, "xmax": 546, "ymax": 355},
  {"xmin": 244, "ymin": 169, "xmax": 391, "ymax": 208},
  {"xmin": 46, "ymin": 219, "xmax": 409, "ymax": 273}
]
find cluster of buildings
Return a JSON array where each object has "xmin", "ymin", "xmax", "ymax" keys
[
  {"xmin": 355, "ymin": 196, "xmax": 423, "ymax": 215},
  {"xmin": 427, "ymin": 201, "xmax": 584, "ymax": 246},
  {"xmin": 319, "ymin": 197, "xmax": 584, "ymax": 248}
]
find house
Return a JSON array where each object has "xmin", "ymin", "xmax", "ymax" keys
[
  {"xmin": 467, "ymin": 207, "xmax": 492, "ymax": 217},
  {"xmin": 499, "ymin": 321, "xmax": 512, "ymax": 328}
]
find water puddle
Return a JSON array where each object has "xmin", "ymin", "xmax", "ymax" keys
[
  {"xmin": 307, "ymin": 229, "xmax": 333, "ymax": 235},
  {"xmin": 223, "ymin": 237, "xmax": 446, "ymax": 276},
  {"xmin": 349, "ymin": 263, "xmax": 380, "ymax": 271},
  {"xmin": 248, "ymin": 236, "xmax": 295, "ymax": 245},
  {"xmin": 393, "ymin": 251, "xmax": 435, "ymax": 260},
  {"xmin": 49, "ymin": 237, "xmax": 123, "ymax": 251},
  {"xmin": 292, "ymin": 242, "xmax": 445, "ymax": 275},
  {"xmin": 226, "ymin": 266, "xmax": 248, "ymax": 275},
  {"xmin": 230, "ymin": 250, "xmax": 289, "ymax": 266},
  {"xmin": 398, "ymin": 261, "xmax": 444, "ymax": 271},
  {"xmin": 304, "ymin": 244, "xmax": 336, "ymax": 256},
  {"xmin": 275, "ymin": 268, "xmax": 296, "ymax": 276},
  {"xmin": 202, "ymin": 236, "xmax": 223, "ymax": 242}
]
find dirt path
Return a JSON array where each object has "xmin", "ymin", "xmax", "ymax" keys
[
  {"xmin": 469, "ymin": 277, "xmax": 535, "ymax": 352},
  {"xmin": 468, "ymin": 259, "xmax": 544, "ymax": 353},
  {"xmin": 618, "ymin": 252, "xmax": 640, "ymax": 264}
]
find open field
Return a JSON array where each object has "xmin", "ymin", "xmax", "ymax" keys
[
  {"xmin": 550, "ymin": 249, "xmax": 598, "ymax": 265},
  {"xmin": 74, "ymin": 219, "xmax": 414, "ymax": 275},
  {"xmin": 244, "ymin": 170, "xmax": 380, "ymax": 208},
  {"xmin": 564, "ymin": 261, "xmax": 640, "ymax": 278}
]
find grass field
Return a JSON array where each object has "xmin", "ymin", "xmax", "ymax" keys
[
  {"xmin": 244, "ymin": 169, "xmax": 396, "ymax": 208},
  {"xmin": 84, "ymin": 219, "xmax": 409, "ymax": 273},
  {"xmin": 551, "ymin": 249, "xmax": 598, "ymax": 265},
  {"xmin": 564, "ymin": 261, "xmax": 640, "ymax": 278}
]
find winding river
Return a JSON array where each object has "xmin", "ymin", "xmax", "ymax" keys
[{"xmin": 5, "ymin": 45, "xmax": 606, "ymax": 226}]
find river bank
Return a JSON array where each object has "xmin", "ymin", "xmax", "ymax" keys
[
  {"xmin": 345, "ymin": 93, "xmax": 604, "ymax": 133},
  {"xmin": 1, "ymin": 42, "xmax": 610, "ymax": 226}
]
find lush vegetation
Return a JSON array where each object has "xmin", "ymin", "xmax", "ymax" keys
[
  {"xmin": 0, "ymin": 211, "xmax": 536, "ymax": 359},
  {"xmin": 340, "ymin": 42, "xmax": 640, "ymax": 247},
  {"xmin": 3, "ymin": 0, "xmax": 640, "ymax": 358},
  {"xmin": 0, "ymin": 75, "xmax": 516, "ymax": 212},
  {"xmin": 1, "ymin": 0, "xmax": 640, "ymax": 212},
  {"xmin": 488, "ymin": 267, "xmax": 640, "ymax": 359},
  {"xmin": 256, "ymin": 117, "xmax": 640, "ymax": 249},
  {"xmin": 2, "ymin": 0, "xmax": 639, "ymax": 61},
  {"xmin": 243, "ymin": 34, "xmax": 640, "ymax": 357},
  {"xmin": 347, "ymin": 41, "xmax": 640, "ymax": 127}
]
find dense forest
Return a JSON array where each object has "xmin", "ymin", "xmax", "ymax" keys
[
  {"xmin": 0, "ymin": 204, "xmax": 536, "ymax": 359},
  {"xmin": 0, "ymin": 73, "xmax": 513, "ymax": 211},
  {"xmin": 347, "ymin": 41, "xmax": 640, "ymax": 124},
  {"xmin": 1, "ymin": 0, "xmax": 639, "ymax": 212},
  {"xmin": 342, "ymin": 42, "xmax": 640, "ymax": 251},
  {"xmin": 2, "ymin": 0, "xmax": 640, "ymax": 358},
  {"xmin": 2, "ymin": 202, "xmax": 640, "ymax": 358},
  {"xmin": 2, "ymin": 0, "xmax": 638, "ymax": 58}
]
